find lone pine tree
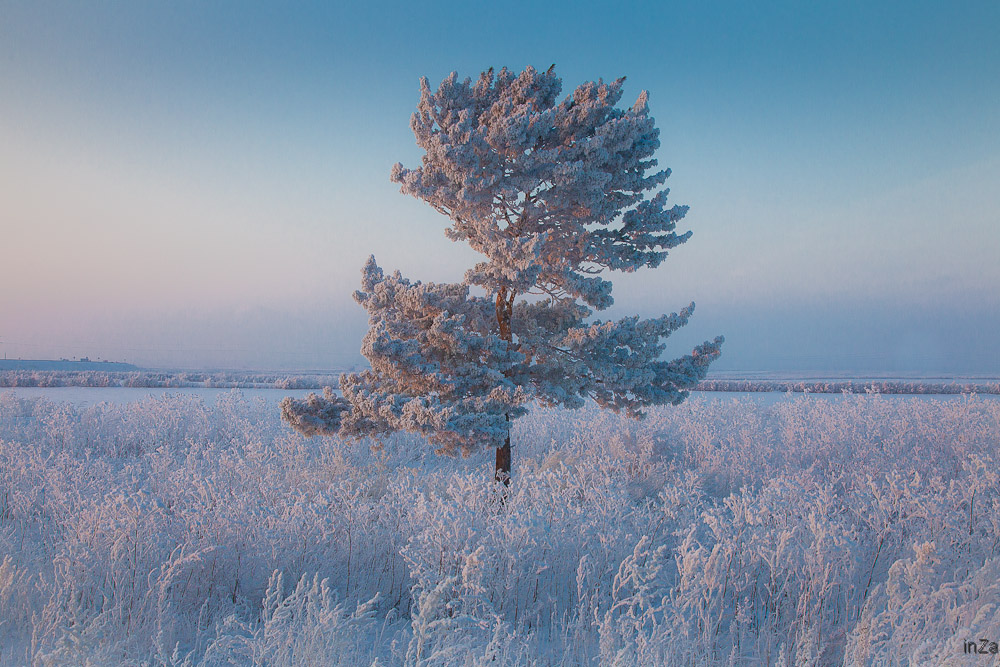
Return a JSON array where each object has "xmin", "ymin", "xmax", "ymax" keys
[{"xmin": 281, "ymin": 65, "xmax": 723, "ymax": 485}]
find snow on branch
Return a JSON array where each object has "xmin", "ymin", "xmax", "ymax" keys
[{"xmin": 285, "ymin": 66, "xmax": 724, "ymax": 457}]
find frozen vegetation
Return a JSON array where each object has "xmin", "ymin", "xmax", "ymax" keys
[
  {"xmin": 696, "ymin": 378, "xmax": 1000, "ymax": 395},
  {"xmin": 0, "ymin": 371, "xmax": 342, "ymax": 390},
  {"xmin": 5, "ymin": 370, "xmax": 997, "ymax": 398},
  {"xmin": 1, "ymin": 390, "xmax": 999, "ymax": 665}
]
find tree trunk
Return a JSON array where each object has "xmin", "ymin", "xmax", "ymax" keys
[
  {"xmin": 495, "ymin": 420, "xmax": 511, "ymax": 486},
  {"xmin": 495, "ymin": 287, "xmax": 516, "ymax": 488}
]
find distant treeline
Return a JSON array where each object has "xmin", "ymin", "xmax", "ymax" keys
[
  {"xmin": 694, "ymin": 379, "xmax": 1000, "ymax": 395},
  {"xmin": 0, "ymin": 370, "xmax": 340, "ymax": 389},
  {"xmin": 0, "ymin": 359, "xmax": 139, "ymax": 372},
  {"xmin": 2, "ymin": 371, "xmax": 999, "ymax": 395}
]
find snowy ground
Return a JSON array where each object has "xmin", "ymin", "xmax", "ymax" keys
[{"xmin": 1, "ymin": 389, "xmax": 998, "ymax": 665}]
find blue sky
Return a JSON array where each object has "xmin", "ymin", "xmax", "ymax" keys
[{"xmin": 1, "ymin": 1, "xmax": 998, "ymax": 372}]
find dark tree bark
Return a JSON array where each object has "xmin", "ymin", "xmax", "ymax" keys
[
  {"xmin": 495, "ymin": 287, "xmax": 516, "ymax": 487},
  {"xmin": 495, "ymin": 424, "xmax": 511, "ymax": 486}
]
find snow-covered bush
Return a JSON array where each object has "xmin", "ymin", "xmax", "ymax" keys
[{"xmin": 0, "ymin": 389, "xmax": 998, "ymax": 664}]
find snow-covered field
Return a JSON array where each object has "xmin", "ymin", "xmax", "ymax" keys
[{"xmin": 1, "ymin": 389, "xmax": 998, "ymax": 665}]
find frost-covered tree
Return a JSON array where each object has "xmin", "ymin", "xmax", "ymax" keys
[{"xmin": 281, "ymin": 65, "xmax": 723, "ymax": 484}]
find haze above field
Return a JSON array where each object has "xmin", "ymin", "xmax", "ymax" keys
[{"xmin": 2, "ymin": 1, "xmax": 998, "ymax": 372}]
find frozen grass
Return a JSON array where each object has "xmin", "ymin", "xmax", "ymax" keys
[{"xmin": 0, "ymin": 390, "xmax": 998, "ymax": 665}]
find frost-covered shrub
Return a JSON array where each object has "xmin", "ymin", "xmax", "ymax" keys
[
  {"xmin": 194, "ymin": 571, "xmax": 384, "ymax": 667},
  {"xmin": 0, "ymin": 390, "xmax": 998, "ymax": 664}
]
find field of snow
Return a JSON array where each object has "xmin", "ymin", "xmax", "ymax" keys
[{"xmin": 1, "ymin": 389, "xmax": 998, "ymax": 665}]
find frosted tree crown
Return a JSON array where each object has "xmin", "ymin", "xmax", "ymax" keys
[
  {"xmin": 282, "ymin": 66, "xmax": 723, "ymax": 454},
  {"xmin": 390, "ymin": 65, "xmax": 691, "ymax": 309}
]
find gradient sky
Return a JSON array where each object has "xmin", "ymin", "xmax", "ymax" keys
[{"xmin": 2, "ymin": 1, "xmax": 998, "ymax": 373}]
